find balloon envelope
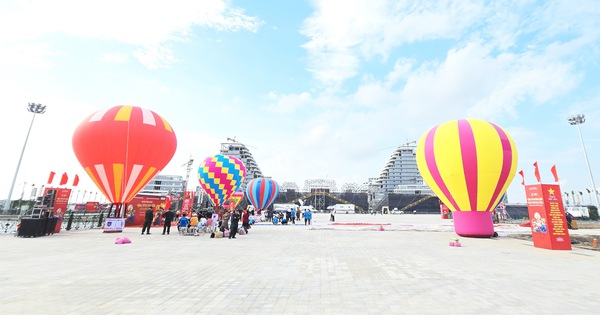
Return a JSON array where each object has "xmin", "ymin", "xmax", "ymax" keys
[
  {"xmin": 416, "ymin": 118, "xmax": 518, "ymax": 213},
  {"xmin": 72, "ymin": 106, "xmax": 177, "ymax": 204},
  {"xmin": 224, "ymin": 190, "xmax": 244, "ymax": 210},
  {"xmin": 246, "ymin": 178, "xmax": 279, "ymax": 210},
  {"xmin": 197, "ymin": 154, "xmax": 246, "ymax": 208}
]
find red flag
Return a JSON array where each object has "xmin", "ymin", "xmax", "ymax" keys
[
  {"xmin": 550, "ymin": 164, "xmax": 559, "ymax": 182},
  {"xmin": 72, "ymin": 174, "xmax": 80, "ymax": 187},
  {"xmin": 59, "ymin": 172, "xmax": 68, "ymax": 185},
  {"xmin": 47, "ymin": 171, "xmax": 56, "ymax": 184},
  {"xmin": 533, "ymin": 162, "xmax": 541, "ymax": 183},
  {"xmin": 518, "ymin": 170, "xmax": 525, "ymax": 185}
]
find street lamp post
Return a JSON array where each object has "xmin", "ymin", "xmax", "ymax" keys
[
  {"xmin": 568, "ymin": 114, "xmax": 600, "ymax": 210},
  {"xmin": 3, "ymin": 103, "xmax": 47, "ymax": 214}
]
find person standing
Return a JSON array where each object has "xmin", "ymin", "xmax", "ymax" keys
[
  {"xmin": 330, "ymin": 208, "xmax": 336, "ymax": 222},
  {"xmin": 566, "ymin": 212, "xmax": 574, "ymax": 229},
  {"xmin": 304, "ymin": 209, "xmax": 312, "ymax": 225},
  {"xmin": 141, "ymin": 207, "xmax": 153, "ymax": 235},
  {"xmin": 295, "ymin": 208, "xmax": 301, "ymax": 222},
  {"xmin": 229, "ymin": 210, "xmax": 241, "ymax": 239},
  {"xmin": 162, "ymin": 207, "xmax": 175, "ymax": 235},
  {"xmin": 290, "ymin": 208, "xmax": 296, "ymax": 225}
]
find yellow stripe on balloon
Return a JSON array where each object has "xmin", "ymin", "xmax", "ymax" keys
[
  {"xmin": 114, "ymin": 105, "xmax": 133, "ymax": 122},
  {"xmin": 113, "ymin": 163, "xmax": 124, "ymax": 202},
  {"xmin": 85, "ymin": 166, "xmax": 108, "ymax": 200},
  {"xmin": 160, "ymin": 116, "xmax": 173, "ymax": 132},
  {"xmin": 472, "ymin": 119, "xmax": 502, "ymax": 210},
  {"xmin": 129, "ymin": 167, "xmax": 157, "ymax": 202},
  {"xmin": 434, "ymin": 121, "xmax": 469, "ymax": 210}
]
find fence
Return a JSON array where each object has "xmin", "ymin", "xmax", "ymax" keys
[{"xmin": 0, "ymin": 212, "xmax": 107, "ymax": 236}]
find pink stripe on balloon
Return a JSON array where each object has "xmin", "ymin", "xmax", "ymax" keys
[
  {"xmin": 458, "ymin": 119, "xmax": 478, "ymax": 211},
  {"xmin": 485, "ymin": 123, "xmax": 513, "ymax": 211},
  {"xmin": 425, "ymin": 126, "xmax": 460, "ymax": 211}
]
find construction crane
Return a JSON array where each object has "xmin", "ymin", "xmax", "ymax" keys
[{"xmin": 181, "ymin": 155, "xmax": 194, "ymax": 193}]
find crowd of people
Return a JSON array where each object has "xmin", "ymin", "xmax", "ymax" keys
[
  {"xmin": 265, "ymin": 208, "xmax": 313, "ymax": 225},
  {"xmin": 140, "ymin": 206, "xmax": 317, "ymax": 237},
  {"xmin": 141, "ymin": 206, "xmax": 255, "ymax": 238}
]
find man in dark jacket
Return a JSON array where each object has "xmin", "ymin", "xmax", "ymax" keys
[
  {"xmin": 141, "ymin": 207, "xmax": 153, "ymax": 234},
  {"xmin": 162, "ymin": 207, "xmax": 175, "ymax": 235},
  {"xmin": 229, "ymin": 210, "xmax": 241, "ymax": 239}
]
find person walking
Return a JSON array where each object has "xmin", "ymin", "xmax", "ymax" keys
[
  {"xmin": 241, "ymin": 209, "xmax": 250, "ymax": 234},
  {"xmin": 141, "ymin": 207, "xmax": 153, "ymax": 235},
  {"xmin": 162, "ymin": 207, "xmax": 175, "ymax": 235},
  {"xmin": 229, "ymin": 210, "xmax": 241, "ymax": 239}
]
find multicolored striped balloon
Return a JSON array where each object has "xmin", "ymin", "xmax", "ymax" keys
[
  {"xmin": 416, "ymin": 118, "xmax": 518, "ymax": 213},
  {"xmin": 223, "ymin": 190, "xmax": 244, "ymax": 210},
  {"xmin": 197, "ymin": 154, "xmax": 246, "ymax": 208},
  {"xmin": 72, "ymin": 105, "xmax": 177, "ymax": 204},
  {"xmin": 246, "ymin": 178, "xmax": 279, "ymax": 210}
]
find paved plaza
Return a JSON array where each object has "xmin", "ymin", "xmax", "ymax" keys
[{"xmin": 1, "ymin": 213, "xmax": 599, "ymax": 314}]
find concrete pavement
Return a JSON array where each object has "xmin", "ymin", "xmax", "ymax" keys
[{"xmin": 1, "ymin": 213, "xmax": 599, "ymax": 314}]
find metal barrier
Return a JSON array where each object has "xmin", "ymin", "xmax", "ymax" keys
[{"xmin": 0, "ymin": 212, "xmax": 107, "ymax": 236}]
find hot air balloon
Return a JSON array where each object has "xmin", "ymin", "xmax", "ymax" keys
[
  {"xmin": 223, "ymin": 190, "xmax": 244, "ymax": 210},
  {"xmin": 72, "ymin": 105, "xmax": 177, "ymax": 212},
  {"xmin": 246, "ymin": 178, "xmax": 279, "ymax": 210},
  {"xmin": 197, "ymin": 154, "xmax": 246, "ymax": 209},
  {"xmin": 416, "ymin": 118, "xmax": 518, "ymax": 237}
]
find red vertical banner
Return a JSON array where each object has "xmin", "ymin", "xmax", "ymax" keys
[
  {"xmin": 181, "ymin": 197, "xmax": 193, "ymax": 213},
  {"xmin": 52, "ymin": 188, "xmax": 72, "ymax": 233},
  {"xmin": 525, "ymin": 184, "xmax": 571, "ymax": 250}
]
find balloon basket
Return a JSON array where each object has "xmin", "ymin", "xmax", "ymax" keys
[{"xmin": 452, "ymin": 211, "xmax": 494, "ymax": 238}]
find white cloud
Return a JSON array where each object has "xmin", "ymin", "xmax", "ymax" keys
[
  {"xmin": 0, "ymin": 43, "xmax": 57, "ymax": 70},
  {"xmin": 133, "ymin": 45, "xmax": 177, "ymax": 69},
  {"xmin": 100, "ymin": 52, "xmax": 128, "ymax": 64},
  {"xmin": 301, "ymin": 0, "xmax": 484, "ymax": 88},
  {"xmin": 0, "ymin": 0, "xmax": 263, "ymax": 69}
]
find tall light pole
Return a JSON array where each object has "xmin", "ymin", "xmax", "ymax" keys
[
  {"xmin": 3, "ymin": 103, "xmax": 47, "ymax": 214},
  {"xmin": 568, "ymin": 114, "xmax": 600, "ymax": 210}
]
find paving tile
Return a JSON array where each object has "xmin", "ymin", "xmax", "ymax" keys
[{"xmin": 1, "ymin": 213, "xmax": 599, "ymax": 314}]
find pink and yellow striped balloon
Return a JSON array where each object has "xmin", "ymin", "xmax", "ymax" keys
[{"xmin": 416, "ymin": 118, "xmax": 518, "ymax": 213}]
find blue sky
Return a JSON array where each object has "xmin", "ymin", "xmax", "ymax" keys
[{"xmin": 1, "ymin": 0, "xmax": 600, "ymax": 205}]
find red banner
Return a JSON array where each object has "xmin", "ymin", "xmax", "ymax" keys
[
  {"xmin": 125, "ymin": 194, "xmax": 169, "ymax": 226},
  {"xmin": 524, "ymin": 184, "xmax": 571, "ymax": 250},
  {"xmin": 44, "ymin": 187, "xmax": 71, "ymax": 234},
  {"xmin": 85, "ymin": 201, "xmax": 100, "ymax": 212},
  {"xmin": 181, "ymin": 197, "xmax": 193, "ymax": 212}
]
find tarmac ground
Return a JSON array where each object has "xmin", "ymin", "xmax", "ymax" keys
[{"xmin": 1, "ymin": 213, "xmax": 599, "ymax": 314}]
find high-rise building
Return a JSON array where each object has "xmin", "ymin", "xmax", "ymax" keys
[
  {"xmin": 140, "ymin": 174, "xmax": 185, "ymax": 196},
  {"xmin": 220, "ymin": 138, "xmax": 264, "ymax": 188},
  {"xmin": 375, "ymin": 141, "xmax": 432, "ymax": 194}
]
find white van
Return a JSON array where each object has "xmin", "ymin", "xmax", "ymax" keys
[
  {"xmin": 273, "ymin": 203, "xmax": 299, "ymax": 212},
  {"xmin": 327, "ymin": 204, "xmax": 355, "ymax": 213}
]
